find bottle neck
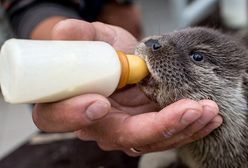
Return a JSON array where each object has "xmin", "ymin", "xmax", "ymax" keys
[
  {"xmin": 117, "ymin": 51, "xmax": 149, "ymax": 89},
  {"xmin": 117, "ymin": 51, "xmax": 130, "ymax": 89}
]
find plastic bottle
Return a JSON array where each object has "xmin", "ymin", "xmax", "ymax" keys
[{"xmin": 0, "ymin": 39, "xmax": 148, "ymax": 104}]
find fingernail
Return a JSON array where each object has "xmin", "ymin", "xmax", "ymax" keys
[
  {"xmin": 181, "ymin": 110, "xmax": 201, "ymax": 125},
  {"xmin": 85, "ymin": 101, "xmax": 110, "ymax": 120}
]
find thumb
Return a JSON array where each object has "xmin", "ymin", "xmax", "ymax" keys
[
  {"xmin": 51, "ymin": 19, "xmax": 96, "ymax": 41},
  {"xmin": 51, "ymin": 19, "xmax": 138, "ymax": 53},
  {"xmin": 33, "ymin": 94, "xmax": 111, "ymax": 132}
]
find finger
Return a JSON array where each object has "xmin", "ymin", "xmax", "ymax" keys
[
  {"xmin": 51, "ymin": 19, "xmax": 138, "ymax": 53},
  {"xmin": 76, "ymin": 99, "xmax": 206, "ymax": 148},
  {"xmin": 165, "ymin": 100, "xmax": 220, "ymax": 143},
  {"xmin": 166, "ymin": 115, "xmax": 223, "ymax": 150},
  {"xmin": 92, "ymin": 22, "xmax": 138, "ymax": 53},
  {"xmin": 174, "ymin": 104, "xmax": 219, "ymax": 138},
  {"xmin": 127, "ymin": 115, "xmax": 223, "ymax": 154},
  {"xmin": 190, "ymin": 115, "xmax": 223, "ymax": 141},
  {"xmin": 52, "ymin": 19, "xmax": 96, "ymax": 40},
  {"xmin": 32, "ymin": 94, "xmax": 111, "ymax": 132}
]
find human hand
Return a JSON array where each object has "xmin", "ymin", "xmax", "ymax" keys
[{"xmin": 33, "ymin": 19, "xmax": 223, "ymax": 156}]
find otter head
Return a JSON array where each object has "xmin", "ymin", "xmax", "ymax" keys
[{"xmin": 136, "ymin": 27, "xmax": 248, "ymax": 107}]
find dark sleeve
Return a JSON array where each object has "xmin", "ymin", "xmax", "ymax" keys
[{"xmin": 4, "ymin": 0, "xmax": 82, "ymax": 38}]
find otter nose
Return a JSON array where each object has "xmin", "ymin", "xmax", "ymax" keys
[{"xmin": 144, "ymin": 39, "xmax": 162, "ymax": 51}]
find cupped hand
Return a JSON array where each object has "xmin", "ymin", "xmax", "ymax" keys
[{"xmin": 33, "ymin": 19, "xmax": 223, "ymax": 156}]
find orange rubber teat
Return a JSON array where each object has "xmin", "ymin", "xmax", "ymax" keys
[{"xmin": 117, "ymin": 51, "xmax": 149, "ymax": 89}]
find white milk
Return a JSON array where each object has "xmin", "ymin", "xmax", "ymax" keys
[{"xmin": 0, "ymin": 39, "xmax": 121, "ymax": 103}]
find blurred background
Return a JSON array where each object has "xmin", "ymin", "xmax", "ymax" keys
[{"xmin": 0, "ymin": 0, "xmax": 247, "ymax": 168}]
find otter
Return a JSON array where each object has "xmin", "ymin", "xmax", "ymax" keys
[{"xmin": 135, "ymin": 27, "xmax": 248, "ymax": 168}]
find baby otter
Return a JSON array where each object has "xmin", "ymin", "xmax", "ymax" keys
[{"xmin": 136, "ymin": 27, "xmax": 248, "ymax": 168}]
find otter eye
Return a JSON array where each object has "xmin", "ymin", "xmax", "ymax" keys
[
  {"xmin": 144, "ymin": 39, "xmax": 162, "ymax": 51},
  {"xmin": 190, "ymin": 52, "xmax": 204, "ymax": 62}
]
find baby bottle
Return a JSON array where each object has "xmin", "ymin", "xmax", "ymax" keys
[{"xmin": 0, "ymin": 39, "xmax": 148, "ymax": 104}]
